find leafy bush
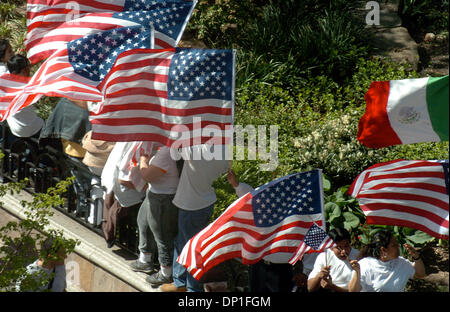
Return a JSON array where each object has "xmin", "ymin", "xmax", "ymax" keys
[{"xmin": 0, "ymin": 178, "xmax": 79, "ymax": 291}]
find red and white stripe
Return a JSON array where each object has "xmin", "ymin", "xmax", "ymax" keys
[
  {"xmin": 348, "ymin": 159, "xmax": 449, "ymax": 239},
  {"xmin": 177, "ymin": 193, "xmax": 323, "ymax": 280},
  {"xmin": 1, "ymin": 48, "xmax": 103, "ymax": 122},
  {"xmin": 26, "ymin": 12, "xmax": 139, "ymax": 64},
  {"xmin": 90, "ymin": 48, "xmax": 233, "ymax": 145},
  {"xmin": 26, "ymin": 0, "xmax": 195, "ymax": 63},
  {"xmin": 0, "ymin": 74, "xmax": 32, "ymax": 120}
]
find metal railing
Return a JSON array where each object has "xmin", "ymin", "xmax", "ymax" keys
[{"xmin": 0, "ymin": 123, "xmax": 139, "ymax": 255}]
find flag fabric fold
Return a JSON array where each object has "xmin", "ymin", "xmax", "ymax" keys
[
  {"xmin": 90, "ymin": 47, "xmax": 235, "ymax": 145},
  {"xmin": 0, "ymin": 74, "xmax": 32, "ymax": 120},
  {"xmin": 2, "ymin": 0, "xmax": 196, "ymax": 122},
  {"xmin": 176, "ymin": 170, "xmax": 326, "ymax": 280},
  {"xmin": 288, "ymin": 223, "xmax": 336, "ymax": 265},
  {"xmin": 358, "ymin": 75, "xmax": 449, "ymax": 148},
  {"xmin": 26, "ymin": 0, "xmax": 196, "ymax": 63},
  {"xmin": 348, "ymin": 159, "xmax": 449, "ymax": 240}
]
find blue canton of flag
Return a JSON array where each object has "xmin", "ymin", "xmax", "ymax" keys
[
  {"xmin": 252, "ymin": 170, "xmax": 322, "ymax": 227},
  {"xmin": 67, "ymin": 0, "xmax": 195, "ymax": 82},
  {"xmin": 118, "ymin": 0, "xmax": 194, "ymax": 40},
  {"xmin": 302, "ymin": 223, "xmax": 329, "ymax": 249},
  {"xmin": 167, "ymin": 48, "xmax": 233, "ymax": 101},
  {"xmin": 68, "ymin": 25, "xmax": 151, "ymax": 81}
]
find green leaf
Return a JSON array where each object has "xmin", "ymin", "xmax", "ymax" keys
[
  {"xmin": 343, "ymin": 211, "xmax": 360, "ymax": 229},
  {"xmin": 322, "ymin": 176, "xmax": 331, "ymax": 192},
  {"xmin": 405, "ymin": 230, "xmax": 433, "ymax": 245}
]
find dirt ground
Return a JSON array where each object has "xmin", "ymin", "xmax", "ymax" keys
[{"xmin": 405, "ymin": 244, "xmax": 449, "ymax": 292}]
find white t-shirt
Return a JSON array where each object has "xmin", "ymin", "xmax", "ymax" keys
[
  {"xmin": 7, "ymin": 105, "xmax": 44, "ymax": 137},
  {"xmin": 172, "ymin": 145, "xmax": 230, "ymax": 211},
  {"xmin": 148, "ymin": 146, "xmax": 179, "ymax": 194},
  {"xmin": 102, "ymin": 142, "xmax": 145, "ymax": 208},
  {"xmin": 0, "ymin": 63, "xmax": 9, "ymax": 75},
  {"xmin": 309, "ymin": 248, "xmax": 360, "ymax": 289},
  {"xmin": 354, "ymin": 256, "xmax": 415, "ymax": 292},
  {"xmin": 234, "ymin": 182, "xmax": 254, "ymax": 198}
]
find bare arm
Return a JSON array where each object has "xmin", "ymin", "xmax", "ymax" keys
[
  {"xmin": 348, "ymin": 260, "xmax": 362, "ymax": 292},
  {"xmin": 404, "ymin": 243, "xmax": 426, "ymax": 279},
  {"xmin": 307, "ymin": 266, "xmax": 330, "ymax": 292},
  {"xmin": 139, "ymin": 155, "xmax": 165, "ymax": 183}
]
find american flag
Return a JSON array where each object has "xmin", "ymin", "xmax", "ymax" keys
[
  {"xmin": 288, "ymin": 223, "xmax": 336, "ymax": 265},
  {"xmin": 0, "ymin": 74, "xmax": 32, "ymax": 120},
  {"xmin": 348, "ymin": 159, "xmax": 449, "ymax": 240},
  {"xmin": 1, "ymin": 1, "xmax": 195, "ymax": 122},
  {"xmin": 177, "ymin": 170, "xmax": 326, "ymax": 280},
  {"xmin": 90, "ymin": 47, "xmax": 235, "ymax": 145},
  {"xmin": 26, "ymin": 0, "xmax": 196, "ymax": 63}
]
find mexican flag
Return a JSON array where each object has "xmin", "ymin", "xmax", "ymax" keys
[{"xmin": 357, "ymin": 75, "xmax": 449, "ymax": 148}]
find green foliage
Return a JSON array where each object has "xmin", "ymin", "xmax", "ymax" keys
[
  {"xmin": 187, "ymin": 0, "xmax": 262, "ymax": 47},
  {"xmin": 399, "ymin": 0, "xmax": 449, "ymax": 36},
  {"xmin": 0, "ymin": 2, "xmax": 18, "ymax": 22},
  {"xmin": 0, "ymin": 177, "xmax": 79, "ymax": 292}
]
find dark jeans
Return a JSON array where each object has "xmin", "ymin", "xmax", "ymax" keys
[{"xmin": 138, "ymin": 190, "xmax": 178, "ymax": 266}]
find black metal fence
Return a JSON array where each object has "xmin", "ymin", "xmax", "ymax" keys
[{"xmin": 0, "ymin": 123, "xmax": 139, "ymax": 255}]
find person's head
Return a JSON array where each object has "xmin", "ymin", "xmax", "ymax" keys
[
  {"xmin": 0, "ymin": 39, "xmax": 13, "ymax": 63},
  {"xmin": 368, "ymin": 230, "xmax": 399, "ymax": 261},
  {"xmin": 329, "ymin": 227, "xmax": 351, "ymax": 260},
  {"xmin": 7, "ymin": 54, "xmax": 31, "ymax": 76}
]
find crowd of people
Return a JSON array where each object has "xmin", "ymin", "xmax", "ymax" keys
[{"xmin": 1, "ymin": 37, "xmax": 427, "ymax": 293}]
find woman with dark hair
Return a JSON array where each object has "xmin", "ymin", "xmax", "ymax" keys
[
  {"xmin": 5, "ymin": 54, "xmax": 44, "ymax": 138},
  {"xmin": 349, "ymin": 229, "xmax": 426, "ymax": 292},
  {"xmin": 0, "ymin": 38, "xmax": 13, "ymax": 75},
  {"xmin": 307, "ymin": 227, "xmax": 363, "ymax": 292}
]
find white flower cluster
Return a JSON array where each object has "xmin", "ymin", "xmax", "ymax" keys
[{"xmin": 293, "ymin": 111, "xmax": 383, "ymax": 182}]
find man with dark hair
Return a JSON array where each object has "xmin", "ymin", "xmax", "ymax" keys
[
  {"xmin": 0, "ymin": 38, "xmax": 13, "ymax": 75},
  {"xmin": 307, "ymin": 227, "xmax": 362, "ymax": 292}
]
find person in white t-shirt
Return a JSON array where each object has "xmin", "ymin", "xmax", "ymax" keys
[
  {"xmin": 6, "ymin": 55, "xmax": 44, "ymax": 138},
  {"xmin": 349, "ymin": 229, "xmax": 426, "ymax": 292},
  {"xmin": 101, "ymin": 142, "xmax": 147, "ymax": 248},
  {"xmin": 133, "ymin": 146, "xmax": 180, "ymax": 288},
  {"xmin": 308, "ymin": 227, "xmax": 362, "ymax": 292},
  {"xmin": 160, "ymin": 144, "xmax": 229, "ymax": 292}
]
